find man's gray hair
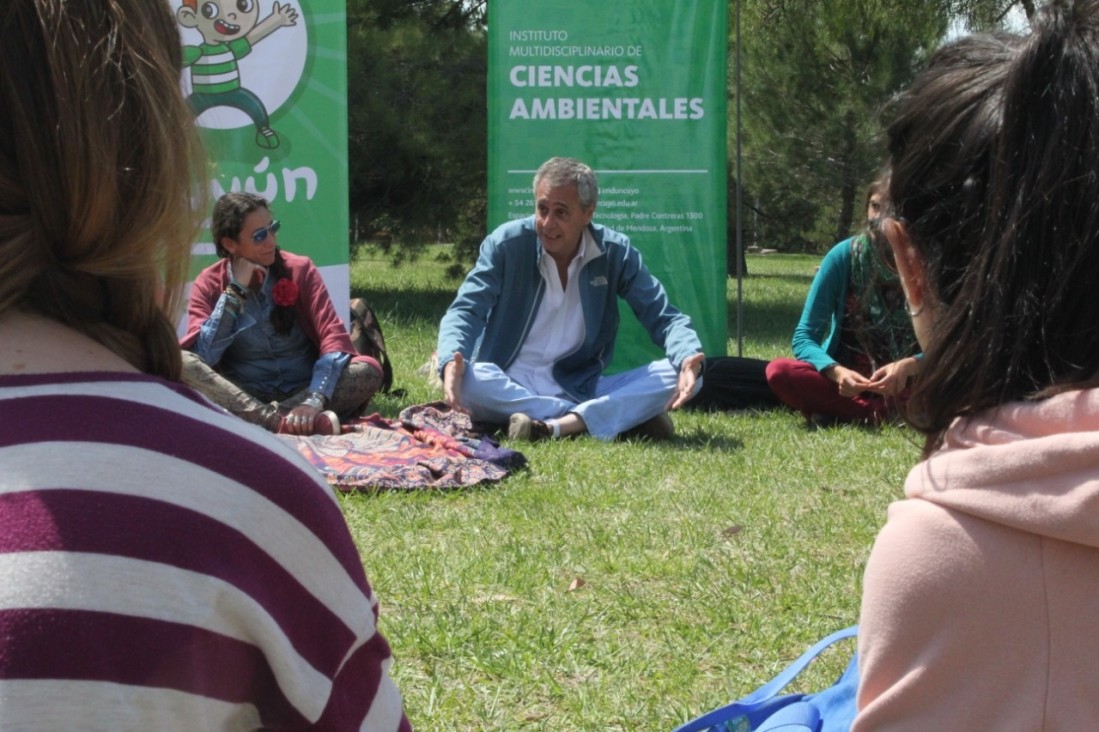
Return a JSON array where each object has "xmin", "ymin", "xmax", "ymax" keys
[{"xmin": 533, "ymin": 157, "xmax": 598, "ymax": 210}]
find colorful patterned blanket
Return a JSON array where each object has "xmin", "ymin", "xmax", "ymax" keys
[{"xmin": 277, "ymin": 402, "xmax": 525, "ymax": 491}]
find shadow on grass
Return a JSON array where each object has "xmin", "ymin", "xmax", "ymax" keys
[
  {"xmin": 664, "ymin": 431, "xmax": 745, "ymax": 451},
  {"xmin": 728, "ymin": 298, "xmax": 803, "ymax": 345},
  {"xmin": 803, "ymin": 418, "xmax": 907, "ymax": 436},
  {"xmin": 351, "ymin": 285, "xmax": 456, "ymax": 330},
  {"xmin": 362, "ymin": 393, "xmax": 418, "ymax": 420},
  {"xmin": 726, "ymin": 271, "xmax": 814, "ymax": 353},
  {"xmin": 740, "ymin": 271, "xmax": 816, "ymax": 284},
  {"xmin": 457, "ymin": 419, "xmax": 748, "ymax": 453},
  {"xmin": 337, "ymin": 478, "xmax": 509, "ymax": 502}
]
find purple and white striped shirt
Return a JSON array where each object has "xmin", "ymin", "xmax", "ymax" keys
[{"xmin": 0, "ymin": 372, "xmax": 410, "ymax": 731}]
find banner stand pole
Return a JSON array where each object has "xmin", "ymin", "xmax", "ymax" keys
[{"xmin": 734, "ymin": 0, "xmax": 744, "ymax": 356}]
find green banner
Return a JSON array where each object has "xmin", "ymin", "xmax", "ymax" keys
[
  {"xmin": 488, "ymin": 0, "xmax": 728, "ymax": 367},
  {"xmin": 173, "ymin": 0, "xmax": 349, "ymax": 317}
]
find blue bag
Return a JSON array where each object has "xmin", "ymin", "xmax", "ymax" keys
[{"xmin": 674, "ymin": 625, "xmax": 859, "ymax": 732}]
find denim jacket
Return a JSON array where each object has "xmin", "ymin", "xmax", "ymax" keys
[{"xmin": 181, "ymin": 251, "xmax": 355, "ymax": 400}]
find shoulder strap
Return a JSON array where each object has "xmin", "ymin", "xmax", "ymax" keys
[
  {"xmin": 673, "ymin": 625, "xmax": 858, "ymax": 732},
  {"xmin": 741, "ymin": 626, "xmax": 857, "ymax": 704}
]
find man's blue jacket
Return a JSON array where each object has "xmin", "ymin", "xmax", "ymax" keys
[{"xmin": 437, "ymin": 216, "xmax": 702, "ymax": 402}]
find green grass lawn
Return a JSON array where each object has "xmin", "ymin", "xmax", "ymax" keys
[{"xmin": 345, "ymin": 247, "xmax": 921, "ymax": 731}]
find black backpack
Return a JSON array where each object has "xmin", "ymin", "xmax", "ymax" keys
[{"xmin": 349, "ymin": 297, "xmax": 394, "ymax": 393}]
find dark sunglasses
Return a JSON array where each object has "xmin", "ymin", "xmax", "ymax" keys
[{"xmin": 250, "ymin": 220, "xmax": 281, "ymax": 242}]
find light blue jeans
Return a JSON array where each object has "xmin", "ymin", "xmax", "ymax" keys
[{"xmin": 460, "ymin": 359, "xmax": 700, "ymax": 441}]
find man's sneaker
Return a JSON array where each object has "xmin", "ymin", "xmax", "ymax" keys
[
  {"xmin": 621, "ymin": 412, "xmax": 675, "ymax": 441},
  {"xmin": 508, "ymin": 413, "xmax": 551, "ymax": 441},
  {"xmin": 312, "ymin": 410, "xmax": 341, "ymax": 436}
]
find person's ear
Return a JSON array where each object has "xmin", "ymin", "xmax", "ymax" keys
[
  {"xmin": 581, "ymin": 204, "xmax": 595, "ymax": 227},
  {"xmin": 220, "ymin": 235, "xmax": 240, "ymax": 257},
  {"xmin": 883, "ymin": 218, "xmax": 926, "ymax": 313}
]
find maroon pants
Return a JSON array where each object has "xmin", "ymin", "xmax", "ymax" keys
[{"xmin": 764, "ymin": 358, "xmax": 895, "ymax": 423}]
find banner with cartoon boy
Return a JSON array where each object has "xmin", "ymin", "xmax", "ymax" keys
[{"xmin": 172, "ymin": 0, "xmax": 350, "ymax": 318}]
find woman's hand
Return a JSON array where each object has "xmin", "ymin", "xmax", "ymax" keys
[
  {"xmin": 866, "ymin": 357, "xmax": 919, "ymax": 396},
  {"xmin": 824, "ymin": 364, "xmax": 874, "ymax": 398},
  {"xmin": 231, "ymin": 256, "xmax": 267, "ymax": 290},
  {"xmin": 281, "ymin": 403, "xmax": 322, "ymax": 435}
]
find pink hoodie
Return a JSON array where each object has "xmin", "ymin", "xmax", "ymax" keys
[{"xmin": 855, "ymin": 388, "xmax": 1099, "ymax": 730}]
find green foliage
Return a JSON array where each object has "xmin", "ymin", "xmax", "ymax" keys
[
  {"xmin": 734, "ymin": 0, "xmax": 947, "ymax": 252},
  {"xmin": 347, "ymin": 250, "xmax": 923, "ymax": 730},
  {"xmin": 949, "ymin": 0, "xmax": 1038, "ymax": 30},
  {"xmin": 347, "ymin": 0, "xmax": 487, "ymax": 258},
  {"xmin": 732, "ymin": 0, "xmax": 1038, "ymax": 253}
]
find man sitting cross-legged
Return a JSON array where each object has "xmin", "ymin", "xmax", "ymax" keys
[{"xmin": 437, "ymin": 156, "xmax": 704, "ymax": 442}]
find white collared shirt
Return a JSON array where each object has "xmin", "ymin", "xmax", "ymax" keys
[{"xmin": 505, "ymin": 229, "xmax": 598, "ymax": 396}]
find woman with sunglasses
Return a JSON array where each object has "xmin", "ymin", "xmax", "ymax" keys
[
  {"xmin": 856, "ymin": 4, "xmax": 1099, "ymax": 727},
  {"xmin": 764, "ymin": 180, "xmax": 921, "ymax": 425},
  {"xmin": 181, "ymin": 192, "xmax": 383, "ymax": 435}
]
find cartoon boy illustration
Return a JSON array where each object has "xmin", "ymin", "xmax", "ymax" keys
[{"xmin": 177, "ymin": 0, "xmax": 299, "ymax": 149}]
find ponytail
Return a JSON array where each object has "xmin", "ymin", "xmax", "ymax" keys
[{"xmin": 889, "ymin": 1, "xmax": 1099, "ymax": 453}]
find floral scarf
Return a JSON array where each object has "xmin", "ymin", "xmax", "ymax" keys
[{"xmin": 846, "ymin": 232, "xmax": 918, "ymax": 370}]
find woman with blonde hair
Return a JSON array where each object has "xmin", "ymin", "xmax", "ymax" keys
[{"xmin": 0, "ymin": 1, "xmax": 408, "ymax": 728}]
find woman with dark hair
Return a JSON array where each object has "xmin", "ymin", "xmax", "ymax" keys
[
  {"xmin": 181, "ymin": 192, "xmax": 383, "ymax": 436},
  {"xmin": 0, "ymin": 1, "xmax": 408, "ymax": 728},
  {"xmin": 765, "ymin": 179, "xmax": 920, "ymax": 425},
  {"xmin": 856, "ymin": 4, "xmax": 1099, "ymax": 727}
]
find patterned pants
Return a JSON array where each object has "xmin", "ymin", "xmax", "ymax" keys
[{"xmin": 181, "ymin": 351, "xmax": 383, "ymax": 431}]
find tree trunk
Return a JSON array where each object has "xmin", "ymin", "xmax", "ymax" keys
[{"xmin": 833, "ymin": 110, "xmax": 860, "ymax": 244}]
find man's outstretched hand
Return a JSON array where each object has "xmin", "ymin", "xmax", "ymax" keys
[
  {"xmin": 668, "ymin": 352, "xmax": 705, "ymax": 410},
  {"xmin": 442, "ymin": 352, "xmax": 468, "ymax": 413}
]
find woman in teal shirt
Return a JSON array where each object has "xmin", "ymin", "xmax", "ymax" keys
[{"xmin": 765, "ymin": 181, "xmax": 920, "ymax": 424}]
